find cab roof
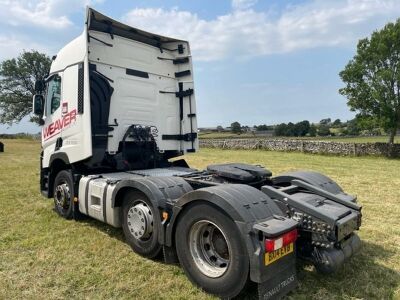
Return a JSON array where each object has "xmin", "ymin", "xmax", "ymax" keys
[
  {"xmin": 87, "ymin": 7, "xmax": 186, "ymax": 48},
  {"xmin": 50, "ymin": 7, "xmax": 187, "ymax": 74}
]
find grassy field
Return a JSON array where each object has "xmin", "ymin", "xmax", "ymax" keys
[
  {"xmin": 0, "ymin": 139, "xmax": 399, "ymax": 299},
  {"xmin": 199, "ymin": 132, "xmax": 400, "ymax": 143}
]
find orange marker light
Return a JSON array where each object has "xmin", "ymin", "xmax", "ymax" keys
[{"xmin": 162, "ymin": 211, "xmax": 169, "ymax": 221}]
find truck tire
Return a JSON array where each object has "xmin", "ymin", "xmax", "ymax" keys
[
  {"xmin": 175, "ymin": 203, "xmax": 249, "ymax": 299},
  {"xmin": 121, "ymin": 190, "xmax": 161, "ymax": 258},
  {"xmin": 53, "ymin": 170, "xmax": 74, "ymax": 219}
]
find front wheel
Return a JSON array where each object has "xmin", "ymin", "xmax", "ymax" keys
[
  {"xmin": 53, "ymin": 170, "xmax": 74, "ymax": 219},
  {"xmin": 175, "ymin": 203, "xmax": 249, "ymax": 299}
]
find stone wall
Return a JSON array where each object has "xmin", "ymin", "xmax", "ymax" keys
[{"xmin": 199, "ymin": 139, "xmax": 400, "ymax": 157}]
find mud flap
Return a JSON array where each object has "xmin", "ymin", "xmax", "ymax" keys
[{"xmin": 257, "ymin": 265, "xmax": 297, "ymax": 300}]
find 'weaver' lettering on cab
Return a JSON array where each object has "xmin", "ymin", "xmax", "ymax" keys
[{"xmin": 43, "ymin": 109, "xmax": 77, "ymax": 140}]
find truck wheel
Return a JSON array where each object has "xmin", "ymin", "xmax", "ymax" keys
[
  {"xmin": 121, "ymin": 191, "xmax": 161, "ymax": 258},
  {"xmin": 175, "ymin": 203, "xmax": 249, "ymax": 298},
  {"xmin": 53, "ymin": 170, "xmax": 74, "ymax": 219}
]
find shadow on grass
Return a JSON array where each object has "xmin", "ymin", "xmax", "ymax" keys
[
  {"xmin": 240, "ymin": 240, "xmax": 399, "ymax": 299},
  {"xmin": 77, "ymin": 215, "xmax": 125, "ymax": 242},
  {"xmin": 74, "ymin": 216, "xmax": 399, "ymax": 300},
  {"xmin": 76, "ymin": 215, "xmax": 168, "ymax": 262},
  {"xmin": 292, "ymin": 240, "xmax": 399, "ymax": 299}
]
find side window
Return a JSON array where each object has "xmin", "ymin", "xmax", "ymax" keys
[{"xmin": 45, "ymin": 75, "xmax": 62, "ymax": 115}]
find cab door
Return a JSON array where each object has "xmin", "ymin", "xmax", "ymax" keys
[{"xmin": 42, "ymin": 73, "xmax": 63, "ymax": 167}]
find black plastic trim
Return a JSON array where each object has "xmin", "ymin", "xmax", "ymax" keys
[
  {"xmin": 178, "ymin": 44, "xmax": 184, "ymax": 54},
  {"xmin": 126, "ymin": 68, "xmax": 149, "ymax": 79},
  {"xmin": 49, "ymin": 152, "xmax": 70, "ymax": 167},
  {"xmin": 162, "ymin": 133, "xmax": 197, "ymax": 141},
  {"xmin": 174, "ymin": 57, "xmax": 189, "ymax": 64},
  {"xmin": 176, "ymin": 88, "xmax": 193, "ymax": 98},
  {"xmin": 55, "ymin": 138, "xmax": 63, "ymax": 151},
  {"xmin": 78, "ymin": 63, "xmax": 84, "ymax": 113},
  {"xmin": 175, "ymin": 70, "xmax": 191, "ymax": 78}
]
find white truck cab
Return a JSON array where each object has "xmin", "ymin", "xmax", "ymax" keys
[{"xmin": 34, "ymin": 7, "xmax": 197, "ymax": 180}]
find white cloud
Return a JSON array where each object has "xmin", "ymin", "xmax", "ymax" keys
[
  {"xmin": 0, "ymin": 35, "xmax": 51, "ymax": 61},
  {"xmin": 123, "ymin": 0, "xmax": 400, "ymax": 61},
  {"xmin": 0, "ymin": 0, "xmax": 101, "ymax": 29},
  {"xmin": 231, "ymin": 0, "xmax": 258, "ymax": 10}
]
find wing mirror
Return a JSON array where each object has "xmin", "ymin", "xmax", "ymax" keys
[
  {"xmin": 34, "ymin": 79, "xmax": 45, "ymax": 93},
  {"xmin": 33, "ymin": 94, "xmax": 44, "ymax": 116}
]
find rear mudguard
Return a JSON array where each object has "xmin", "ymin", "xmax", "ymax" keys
[
  {"xmin": 110, "ymin": 176, "xmax": 193, "ymax": 244},
  {"xmin": 273, "ymin": 170, "xmax": 356, "ymax": 202},
  {"xmin": 167, "ymin": 184, "xmax": 298, "ymax": 289}
]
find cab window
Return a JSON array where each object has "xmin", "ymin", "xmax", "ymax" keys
[{"xmin": 45, "ymin": 75, "xmax": 62, "ymax": 115}]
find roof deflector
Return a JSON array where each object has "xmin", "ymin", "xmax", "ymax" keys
[{"xmin": 86, "ymin": 7, "xmax": 186, "ymax": 51}]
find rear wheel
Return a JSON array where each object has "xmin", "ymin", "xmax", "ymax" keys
[
  {"xmin": 175, "ymin": 203, "xmax": 249, "ymax": 298},
  {"xmin": 53, "ymin": 170, "xmax": 74, "ymax": 219},
  {"xmin": 121, "ymin": 191, "xmax": 161, "ymax": 258}
]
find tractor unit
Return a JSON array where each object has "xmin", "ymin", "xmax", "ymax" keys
[{"xmin": 33, "ymin": 8, "xmax": 362, "ymax": 299}]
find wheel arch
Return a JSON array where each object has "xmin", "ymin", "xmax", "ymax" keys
[
  {"xmin": 272, "ymin": 170, "xmax": 344, "ymax": 194},
  {"xmin": 111, "ymin": 177, "xmax": 192, "ymax": 208},
  {"xmin": 48, "ymin": 152, "xmax": 71, "ymax": 198},
  {"xmin": 167, "ymin": 184, "xmax": 285, "ymax": 244},
  {"xmin": 111, "ymin": 176, "xmax": 193, "ymax": 245},
  {"xmin": 166, "ymin": 184, "xmax": 286, "ymax": 283}
]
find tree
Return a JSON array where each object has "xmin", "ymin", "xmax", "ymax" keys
[
  {"xmin": 285, "ymin": 122, "xmax": 295, "ymax": 136},
  {"xmin": 309, "ymin": 124, "xmax": 317, "ymax": 137},
  {"xmin": 332, "ymin": 119, "xmax": 342, "ymax": 127},
  {"xmin": 346, "ymin": 119, "xmax": 360, "ymax": 136},
  {"xmin": 294, "ymin": 120, "xmax": 310, "ymax": 136},
  {"xmin": 0, "ymin": 50, "xmax": 51, "ymax": 125},
  {"xmin": 216, "ymin": 125, "xmax": 224, "ymax": 132},
  {"xmin": 339, "ymin": 19, "xmax": 400, "ymax": 145},
  {"xmin": 274, "ymin": 121, "xmax": 310, "ymax": 137},
  {"xmin": 231, "ymin": 121, "xmax": 242, "ymax": 134},
  {"xmin": 319, "ymin": 118, "xmax": 331, "ymax": 125},
  {"xmin": 318, "ymin": 124, "xmax": 331, "ymax": 136},
  {"xmin": 355, "ymin": 115, "xmax": 379, "ymax": 133},
  {"xmin": 274, "ymin": 123, "xmax": 287, "ymax": 136},
  {"xmin": 256, "ymin": 124, "xmax": 270, "ymax": 131}
]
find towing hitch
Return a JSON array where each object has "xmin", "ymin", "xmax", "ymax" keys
[
  {"xmin": 312, "ymin": 233, "xmax": 361, "ymax": 274},
  {"xmin": 262, "ymin": 174, "xmax": 362, "ymax": 274}
]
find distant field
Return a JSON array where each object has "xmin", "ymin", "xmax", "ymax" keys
[
  {"xmin": 0, "ymin": 140, "xmax": 399, "ymax": 299},
  {"xmin": 199, "ymin": 132, "xmax": 257, "ymax": 139},
  {"xmin": 199, "ymin": 132, "xmax": 400, "ymax": 143}
]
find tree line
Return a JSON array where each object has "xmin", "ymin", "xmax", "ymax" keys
[{"xmin": 229, "ymin": 118, "xmax": 364, "ymax": 137}]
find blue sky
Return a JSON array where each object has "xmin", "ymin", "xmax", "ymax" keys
[{"xmin": 1, "ymin": 0, "xmax": 400, "ymax": 133}]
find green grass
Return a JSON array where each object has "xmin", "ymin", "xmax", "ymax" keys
[
  {"xmin": 199, "ymin": 132, "xmax": 400, "ymax": 143},
  {"xmin": 1, "ymin": 140, "xmax": 399, "ymax": 299}
]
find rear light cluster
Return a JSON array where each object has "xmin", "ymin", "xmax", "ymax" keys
[{"xmin": 265, "ymin": 229, "xmax": 298, "ymax": 252}]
